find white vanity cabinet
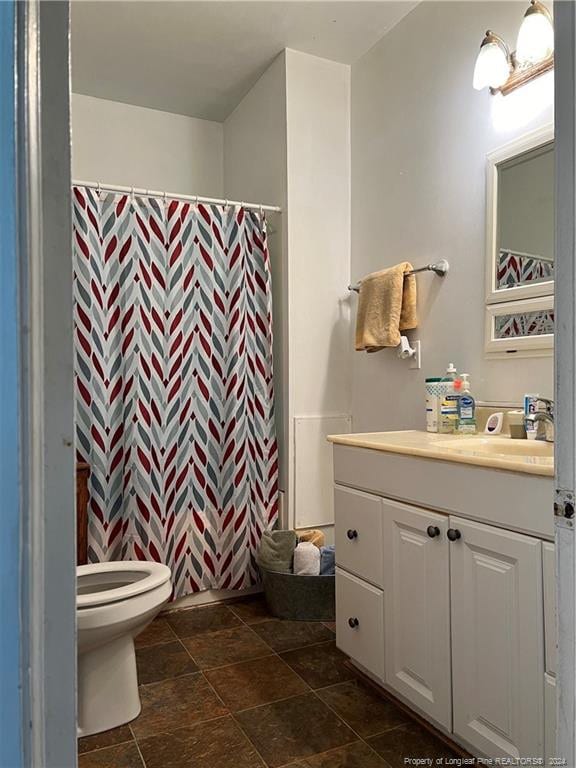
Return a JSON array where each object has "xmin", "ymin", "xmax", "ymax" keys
[{"xmin": 332, "ymin": 443, "xmax": 555, "ymax": 760}]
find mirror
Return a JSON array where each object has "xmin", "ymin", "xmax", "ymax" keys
[
  {"xmin": 496, "ymin": 142, "xmax": 554, "ymax": 291},
  {"xmin": 485, "ymin": 125, "xmax": 554, "ymax": 357}
]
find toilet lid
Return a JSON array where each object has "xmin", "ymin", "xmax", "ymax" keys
[{"xmin": 77, "ymin": 561, "xmax": 172, "ymax": 608}]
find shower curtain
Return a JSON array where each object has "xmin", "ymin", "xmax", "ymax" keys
[{"xmin": 72, "ymin": 186, "xmax": 279, "ymax": 598}]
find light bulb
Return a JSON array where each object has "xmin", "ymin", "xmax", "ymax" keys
[
  {"xmin": 473, "ymin": 33, "xmax": 511, "ymax": 91},
  {"xmin": 516, "ymin": 1, "xmax": 554, "ymax": 64}
]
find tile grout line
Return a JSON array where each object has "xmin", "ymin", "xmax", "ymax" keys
[
  {"xmin": 273, "ymin": 737, "xmax": 375, "ymax": 768},
  {"xmin": 191, "ymin": 650, "xmax": 276, "ymax": 673},
  {"xmin": 231, "ymin": 643, "xmax": 316, "ymax": 717},
  {"xmin": 198, "ymin": 666, "xmax": 235, "ymax": 719},
  {"xmin": 229, "ymin": 712, "xmax": 273, "ymax": 768},
  {"xmin": 228, "ymin": 686, "xmax": 315, "ymax": 717},
  {"xmin": 131, "ymin": 712, "xmax": 236, "ymax": 746},
  {"xmin": 175, "ymin": 621, "xmax": 277, "ymax": 671},
  {"xmin": 276, "ymin": 637, "xmax": 338, "ymax": 655},
  {"xmin": 253, "ymin": 634, "xmax": 338, "ymax": 656},
  {"xmin": 138, "ymin": 668, "xmax": 203, "ymax": 691},
  {"xmin": 130, "ymin": 726, "xmax": 149, "ymax": 768},
  {"xmin": 176, "ymin": 617, "xmax": 274, "ymax": 768},
  {"xmin": 310, "ymin": 685, "xmax": 404, "ymax": 764},
  {"xmin": 77, "ymin": 737, "xmax": 135, "ymax": 758}
]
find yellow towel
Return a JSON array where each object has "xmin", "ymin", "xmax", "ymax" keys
[
  {"xmin": 296, "ymin": 529, "xmax": 325, "ymax": 549},
  {"xmin": 355, "ymin": 262, "xmax": 418, "ymax": 352}
]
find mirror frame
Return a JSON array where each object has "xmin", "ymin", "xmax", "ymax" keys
[
  {"xmin": 485, "ymin": 295, "xmax": 554, "ymax": 357},
  {"xmin": 485, "ymin": 123, "xmax": 555, "ymax": 305}
]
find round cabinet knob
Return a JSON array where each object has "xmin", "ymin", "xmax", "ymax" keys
[
  {"xmin": 427, "ymin": 525, "xmax": 440, "ymax": 538},
  {"xmin": 447, "ymin": 528, "xmax": 462, "ymax": 542},
  {"xmin": 348, "ymin": 617, "xmax": 359, "ymax": 629},
  {"xmin": 347, "ymin": 529, "xmax": 358, "ymax": 540}
]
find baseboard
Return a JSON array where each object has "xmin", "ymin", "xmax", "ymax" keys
[{"xmin": 163, "ymin": 584, "xmax": 263, "ymax": 612}]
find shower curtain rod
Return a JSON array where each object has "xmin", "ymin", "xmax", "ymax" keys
[{"xmin": 72, "ymin": 179, "xmax": 283, "ymax": 213}]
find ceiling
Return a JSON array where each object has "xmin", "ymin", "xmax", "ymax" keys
[{"xmin": 71, "ymin": 1, "xmax": 417, "ymax": 122}]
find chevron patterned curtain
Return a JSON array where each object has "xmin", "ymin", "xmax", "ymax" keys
[{"xmin": 72, "ymin": 187, "xmax": 279, "ymax": 598}]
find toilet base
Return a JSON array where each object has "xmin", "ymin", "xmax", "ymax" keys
[{"xmin": 77, "ymin": 634, "xmax": 141, "ymax": 737}]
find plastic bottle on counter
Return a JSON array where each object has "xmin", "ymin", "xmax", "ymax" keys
[
  {"xmin": 439, "ymin": 363, "xmax": 460, "ymax": 434},
  {"xmin": 425, "ymin": 378, "xmax": 443, "ymax": 433}
]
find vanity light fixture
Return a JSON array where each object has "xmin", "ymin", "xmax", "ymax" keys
[
  {"xmin": 516, "ymin": 1, "xmax": 554, "ymax": 64},
  {"xmin": 473, "ymin": 31, "xmax": 511, "ymax": 92},
  {"xmin": 473, "ymin": 1, "xmax": 553, "ymax": 95}
]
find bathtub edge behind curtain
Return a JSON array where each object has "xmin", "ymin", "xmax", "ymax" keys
[{"xmin": 72, "ymin": 187, "xmax": 279, "ymax": 598}]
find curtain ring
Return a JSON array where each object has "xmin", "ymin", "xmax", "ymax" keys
[
  {"xmin": 130, "ymin": 186, "xmax": 135, "ymax": 201},
  {"xmin": 163, "ymin": 191, "xmax": 167, "ymax": 208},
  {"xmin": 225, "ymin": 199, "xmax": 229, "ymax": 208},
  {"xmin": 97, "ymin": 181, "xmax": 101, "ymax": 198}
]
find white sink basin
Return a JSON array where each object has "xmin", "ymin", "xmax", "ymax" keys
[{"xmin": 435, "ymin": 437, "xmax": 553, "ymax": 458}]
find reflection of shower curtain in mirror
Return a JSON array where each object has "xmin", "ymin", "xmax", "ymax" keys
[{"xmin": 72, "ymin": 187, "xmax": 278, "ymax": 598}]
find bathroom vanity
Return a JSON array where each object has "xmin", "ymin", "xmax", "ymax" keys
[{"xmin": 328, "ymin": 431, "xmax": 555, "ymax": 761}]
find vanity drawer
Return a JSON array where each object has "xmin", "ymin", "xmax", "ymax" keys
[
  {"xmin": 334, "ymin": 485, "xmax": 383, "ymax": 587},
  {"xmin": 336, "ymin": 567, "xmax": 384, "ymax": 681}
]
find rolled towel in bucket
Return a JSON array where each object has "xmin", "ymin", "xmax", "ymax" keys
[
  {"xmin": 293, "ymin": 541, "xmax": 321, "ymax": 576},
  {"xmin": 297, "ymin": 529, "xmax": 325, "ymax": 549},
  {"xmin": 257, "ymin": 530, "xmax": 298, "ymax": 573},
  {"xmin": 320, "ymin": 545, "xmax": 335, "ymax": 576}
]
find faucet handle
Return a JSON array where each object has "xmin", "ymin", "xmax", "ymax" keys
[{"xmin": 536, "ymin": 397, "xmax": 554, "ymax": 413}]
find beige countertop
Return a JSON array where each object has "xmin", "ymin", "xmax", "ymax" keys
[{"xmin": 327, "ymin": 430, "xmax": 554, "ymax": 477}]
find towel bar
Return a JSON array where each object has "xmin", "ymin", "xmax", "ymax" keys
[{"xmin": 348, "ymin": 259, "xmax": 449, "ymax": 293}]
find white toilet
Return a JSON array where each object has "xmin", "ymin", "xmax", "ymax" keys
[{"xmin": 77, "ymin": 561, "xmax": 172, "ymax": 737}]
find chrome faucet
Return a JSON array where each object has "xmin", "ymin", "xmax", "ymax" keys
[{"xmin": 525, "ymin": 397, "xmax": 554, "ymax": 443}]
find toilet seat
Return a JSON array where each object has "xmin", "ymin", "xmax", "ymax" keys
[{"xmin": 77, "ymin": 561, "xmax": 171, "ymax": 609}]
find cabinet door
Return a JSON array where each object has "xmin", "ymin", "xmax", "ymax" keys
[
  {"xmin": 450, "ymin": 516, "xmax": 544, "ymax": 758},
  {"xmin": 545, "ymin": 673, "xmax": 556, "ymax": 763},
  {"xmin": 336, "ymin": 567, "xmax": 384, "ymax": 681},
  {"xmin": 543, "ymin": 542, "xmax": 556, "ymax": 676},
  {"xmin": 542, "ymin": 543, "xmax": 556, "ymax": 762},
  {"xmin": 382, "ymin": 499, "xmax": 451, "ymax": 730},
  {"xmin": 334, "ymin": 485, "xmax": 384, "ymax": 587}
]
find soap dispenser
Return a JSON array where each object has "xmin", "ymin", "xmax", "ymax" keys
[{"xmin": 457, "ymin": 374, "xmax": 477, "ymax": 434}]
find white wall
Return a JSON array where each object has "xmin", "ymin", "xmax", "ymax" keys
[
  {"xmin": 285, "ymin": 49, "xmax": 352, "ymax": 527},
  {"xmin": 71, "ymin": 94, "xmax": 223, "ymax": 196},
  {"xmin": 224, "ymin": 49, "xmax": 352, "ymax": 529},
  {"xmin": 223, "ymin": 53, "xmax": 288, "ymax": 490},
  {"xmin": 351, "ymin": 1, "xmax": 554, "ymax": 433}
]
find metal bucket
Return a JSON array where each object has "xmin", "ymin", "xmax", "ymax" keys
[{"xmin": 259, "ymin": 567, "xmax": 335, "ymax": 622}]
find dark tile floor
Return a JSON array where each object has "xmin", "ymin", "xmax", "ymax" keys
[{"xmin": 78, "ymin": 596, "xmax": 458, "ymax": 768}]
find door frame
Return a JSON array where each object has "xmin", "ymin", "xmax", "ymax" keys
[
  {"xmin": 5, "ymin": 0, "xmax": 576, "ymax": 764},
  {"xmin": 555, "ymin": 1, "xmax": 576, "ymax": 763},
  {"xmin": 14, "ymin": 2, "xmax": 77, "ymax": 765},
  {"xmin": 0, "ymin": 1, "xmax": 24, "ymax": 763}
]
